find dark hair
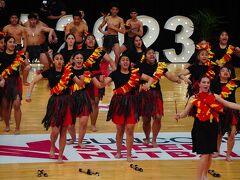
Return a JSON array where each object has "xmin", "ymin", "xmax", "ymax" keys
[
  {"xmin": 72, "ymin": 10, "xmax": 82, "ymax": 18},
  {"xmin": 117, "ymin": 55, "xmax": 131, "ymax": 71},
  {"xmin": 9, "ymin": 12, "xmax": 19, "ymax": 19},
  {"xmin": 64, "ymin": 33, "xmax": 77, "ymax": 50},
  {"xmin": 4, "ymin": 35, "xmax": 15, "ymax": 44},
  {"xmin": 130, "ymin": 8, "xmax": 137, "ymax": 13},
  {"xmin": 82, "ymin": 33, "xmax": 99, "ymax": 49},
  {"xmin": 109, "ymin": 2, "xmax": 119, "ymax": 9},
  {"xmin": 71, "ymin": 51, "xmax": 83, "ymax": 60},
  {"xmin": 28, "ymin": 13, "xmax": 38, "ymax": 19}
]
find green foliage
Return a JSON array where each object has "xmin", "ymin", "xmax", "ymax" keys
[{"xmin": 190, "ymin": 9, "xmax": 228, "ymax": 43}]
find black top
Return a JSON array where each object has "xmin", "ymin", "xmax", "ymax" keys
[
  {"xmin": 41, "ymin": 67, "xmax": 72, "ymax": 95},
  {"xmin": 0, "ymin": 51, "xmax": 19, "ymax": 76},
  {"xmin": 125, "ymin": 50, "xmax": 144, "ymax": 65},
  {"xmin": 139, "ymin": 62, "xmax": 168, "ymax": 90},
  {"xmin": 59, "ymin": 48, "xmax": 76, "ymax": 64},
  {"xmin": 211, "ymin": 79, "xmax": 240, "ymax": 102},
  {"xmin": 79, "ymin": 48, "xmax": 106, "ymax": 71}
]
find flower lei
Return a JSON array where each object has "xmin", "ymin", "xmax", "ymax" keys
[
  {"xmin": 196, "ymin": 41, "xmax": 215, "ymax": 59},
  {"xmin": 70, "ymin": 71, "xmax": 91, "ymax": 92},
  {"xmin": 218, "ymin": 45, "xmax": 235, "ymax": 65},
  {"xmin": 150, "ymin": 62, "xmax": 167, "ymax": 88},
  {"xmin": 114, "ymin": 68, "xmax": 140, "ymax": 95},
  {"xmin": 192, "ymin": 92, "xmax": 223, "ymax": 122},
  {"xmin": 1, "ymin": 50, "xmax": 25, "ymax": 79},
  {"xmin": 204, "ymin": 60, "xmax": 217, "ymax": 80},
  {"xmin": 140, "ymin": 54, "xmax": 145, "ymax": 63},
  {"xmin": 220, "ymin": 79, "xmax": 238, "ymax": 99},
  {"xmin": 50, "ymin": 63, "xmax": 73, "ymax": 95},
  {"xmin": 83, "ymin": 47, "xmax": 105, "ymax": 68}
]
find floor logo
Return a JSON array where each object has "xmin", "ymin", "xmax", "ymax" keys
[{"xmin": 0, "ymin": 132, "xmax": 239, "ymax": 164}]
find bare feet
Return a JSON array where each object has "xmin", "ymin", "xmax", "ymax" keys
[
  {"xmin": 143, "ymin": 138, "xmax": 149, "ymax": 145},
  {"xmin": 67, "ymin": 139, "xmax": 75, "ymax": 145},
  {"xmin": 91, "ymin": 125, "xmax": 97, "ymax": 132},
  {"xmin": 152, "ymin": 141, "xmax": 158, "ymax": 148},
  {"xmin": 3, "ymin": 127, "xmax": 10, "ymax": 132},
  {"xmin": 57, "ymin": 158, "xmax": 64, "ymax": 164},
  {"xmin": 226, "ymin": 155, "xmax": 232, "ymax": 162},
  {"xmin": 127, "ymin": 155, "xmax": 133, "ymax": 162},
  {"xmin": 23, "ymin": 82, "xmax": 30, "ymax": 86},
  {"xmin": 14, "ymin": 129, "xmax": 20, "ymax": 135},
  {"xmin": 212, "ymin": 152, "xmax": 219, "ymax": 158},
  {"xmin": 78, "ymin": 143, "xmax": 86, "ymax": 148},
  {"xmin": 49, "ymin": 148, "xmax": 55, "ymax": 158},
  {"xmin": 115, "ymin": 153, "xmax": 122, "ymax": 159}
]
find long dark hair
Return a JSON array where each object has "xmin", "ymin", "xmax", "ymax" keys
[{"xmin": 82, "ymin": 33, "xmax": 99, "ymax": 49}]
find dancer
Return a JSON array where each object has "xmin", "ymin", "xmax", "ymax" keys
[
  {"xmin": 98, "ymin": 2, "xmax": 125, "ymax": 65},
  {"xmin": 67, "ymin": 51, "xmax": 93, "ymax": 147},
  {"xmin": 59, "ymin": 33, "xmax": 77, "ymax": 64},
  {"xmin": 80, "ymin": 33, "xmax": 116, "ymax": 131},
  {"xmin": 124, "ymin": 35, "xmax": 146, "ymax": 67},
  {"xmin": 139, "ymin": 48, "xmax": 181, "ymax": 147},
  {"xmin": 175, "ymin": 75, "xmax": 240, "ymax": 180},
  {"xmin": 211, "ymin": 30, "xmax": 240, "ymax": 78},
  {"xmin": 178, "ymin": 48, "xmax": 220, "ymax": 97},
  {"xmin": 120, "ymin": 8, "xmax": 143, "ymax": 54},
  {"xmin": 211, "ymin": 66, "xmax": 240, "ymax": 161},
  {"xmin": 26, "ymin": 53, "xmax": 83, "ymax": 162},
  {"xmin": 102, "ymin": 55, "xmax": 153, "ymax": 162},
  {"xmin": 0, "ymin": 36, "xmax": 27, "ymax": 134}
]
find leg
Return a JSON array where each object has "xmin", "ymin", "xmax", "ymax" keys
[
  {"xmin": 115, "ymin": 124, "xmax": 125, "ymax": 159},
  {"xmin": 12, "ymin": 96, "xmax": 22, "ymax": 134},
  {"xmin": 125, "ymin": 124, "xmax": 135, "ymax": 162},
  {"xmin": 112, "ymin": 43, "xmax": 121, "ymax": 66},
  {"xmin": 120, "ymin": 44, "xmax": 127, "ymax": 54},
  {"xmin": 67, "ymin": 125, "xmax": 76, "ymax": 144},
  {"xmin": 142, "ymin": 116, "xmax": 151, "ymax": 145},
  {"xmin": 39, "ymin": 53, "xmax": 50, "ymax": 71},
  {"xmin": 90, "ymin": 97, "xmax": 99, "ymax": 132},
  {"xmin": 1, "ymin": 98, "xmax": 12, "ymax": 131},
  {"xmin": 58, "ymin": 126, "xmax": 68, "ymax": 163},
  {"xmin": 22, "ymin": 62, "xmax": 31, "ymax": 86},
  {"xmin": 50, "ymin": 127, "xmax": 60, "ymax": 158},
  {"xmin": 213, "ymin": 133, "xmax": 222, "ymax": 158},
  {"xmin": 152, "ymin": 115, "xmax": 162, "ymax": 147},
  {"xmin": 78, "ymin": 116, "xmax": 89, "ymax": 148},
  {"xmin": 226, "ymin": 125, "xmax": 236, "ymax": 161},
  {"xmin": 197, "ymin": 154, "xmax": 210, "ymax": 180}
]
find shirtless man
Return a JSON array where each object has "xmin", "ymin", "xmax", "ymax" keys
[
  {"xmin": 98, "ymin": 3, "xmax": 125, "ymax": 65},
  {"xmin": 120, "ymin": 8, "xmax": 143, "ymax": 54},
  {"xmin": 3, "ymin": 13, "xmax": 31, "ymax": 85},
  {"xmin": 24, "ymin": 12, "xmax": 57, "ymax": 67},
  {"xmin": 3, "ymin": 13, "xmax": 27, "ymax": 52},
  {"xmin": 25, "ymin": 13, "xmax": 55, "ymax": 71},
  {"xmin": 64, "ymin": 10, "xmax": 88, "ymax": 49}
]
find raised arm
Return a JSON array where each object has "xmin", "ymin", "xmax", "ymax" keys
[
  {"xmin": 98, "ymin": 17, "xmax": 108, "ymax": 35},
  {"xmin": 215, "ymin": 94, "xmax": 240, "ymax": 110},
  {"xmin": 177, "ymin": 68, "xmax": 191, "ymax": 84}
]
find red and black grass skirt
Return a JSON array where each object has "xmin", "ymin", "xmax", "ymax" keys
[
  {"xmin": 72, "ymin": 90, "xmax": 92, "ymax": 118},
  {"xmin": 86, "ymin": 81, "xmax": 105, "ymax": 101},
  {"xmin": 42, "ymin": 94, "xmax": 75, "ymax": 130},
  {"xmin": 139, "ymin": 89, "xmax": 163, "ymax": 117},
  {"xmin": 219, "ymin": 107, "xmax": 240, "ymax": 135},
  {"xmin": 2, "ymin": 76, "xmax": 22, "ymax": 101},
  {"xmin": 107, "ymin": 92, "xmax": 139, "ymax": 124}
]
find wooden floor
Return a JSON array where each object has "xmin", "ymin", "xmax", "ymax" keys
[{"xmin": 0, "ymin": 63, "xmax": 240, "ymax": 180}]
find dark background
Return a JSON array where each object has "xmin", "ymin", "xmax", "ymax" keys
[{"xmin": 5, "ymin": 0, "xmax": 240, "ymax": 60}]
